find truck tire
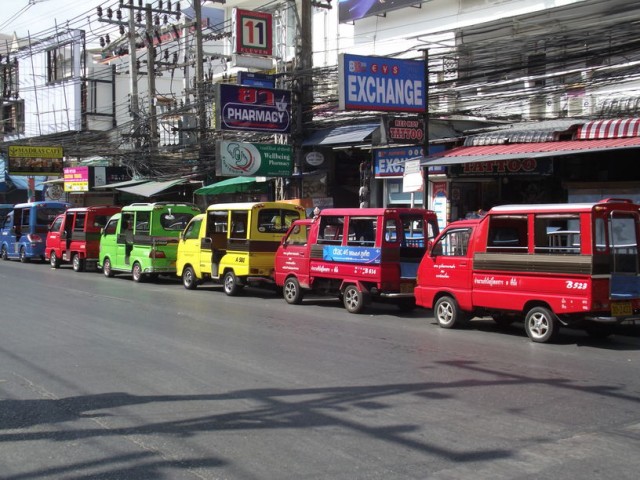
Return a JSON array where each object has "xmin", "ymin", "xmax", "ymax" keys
[
  {"xmin": 524, "ymin": 306, "xmax": 559, "ymax": 343},
  {"xmin": 72, "ymin": 253, "xmax": 85, "ymax": 272},
  {"xmin": 19, "ymin": 247, "xmax": 29, "ymax": 263},
  {"xmin": 132, "ymin": 262, "xmax": 145, "ymax": 282},
  {"xmin": 283, "ymin": 277, "xmax": 304, "ymax": 305},
  {"xmin": 223, "ymin": 271, "xmax": 240, "ymax": 296},
  {"xmin": 343, "ymin": 285, "xmax": 365, "ymax": 314},
  {"xmin": 50, "ymin": 251, "xmax": 61, "ymax": 268},
  {"xmin": 182, "ymin": 266, "xmax": 198, "ymax": 290},
  {"xmin": 103, "ymin": 257, "xmax": 114, "ymax": 277},
  {"xmin": 434, "ymin": 295, "xmax": 466, "ymax": 329}
]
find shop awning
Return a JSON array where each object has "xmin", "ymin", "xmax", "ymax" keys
[
  {"xmin": 422, "ymin": 137, "xmax": 640, "ymax": 166},
  {"xmin": 93, "ymin": 178, "xmax": 149, "ymax": 189},
  {"xmin": 116, "ymin": 178, "xmax": 188, "ymax": 197},
  {"xmin": 302, "ymin": 123, "xmax": 380, "ymax": 147},
  {"xmin": 194, "ymin": 176, "xmax": 268, "ymax": 196},
  {"xmin": 577, "ymin": 118, "xmax": 640, "ymax": 140}
]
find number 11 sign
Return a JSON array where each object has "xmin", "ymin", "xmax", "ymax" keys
[{"xmin": 233, "ymin": 8, "xmax": 273, "ymax": 57}]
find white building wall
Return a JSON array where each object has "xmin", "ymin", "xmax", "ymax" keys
[{"xmin": 10, "ymin": 29, "xmax": 85, "ymax": 140}]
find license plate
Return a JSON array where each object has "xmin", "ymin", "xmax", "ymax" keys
[
  {"xmin": 400, "ymin": 282, "xmax": 414, "ymax": 294},
  {"xmin": 611, "ymin": 301, "xmax": 632, "ymax": 316}
]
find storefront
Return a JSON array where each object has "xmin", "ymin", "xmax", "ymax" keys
[{"xmin": 422, "ymin": 118, "xmax": 640, "ymax": 223}]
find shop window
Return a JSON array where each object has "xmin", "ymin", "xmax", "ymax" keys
[{"xmin": 2, "ymin": 101, "xmax": 25, "ymax": 134}]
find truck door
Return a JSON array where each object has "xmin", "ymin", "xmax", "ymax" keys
[
  {"xmin": 47, "ymin": 215, "xmax": 64, "ymax": 256},
  {"xmin": 275, "ymin": 221, "xmax": 311, "ymax": 287},
  {"xmin": 419, "ymin": 226, "xmax": 474, "ymax": 308},
  {"xmin": 206, "ymin": 210, "xmax": 229, "ymax": 278}
]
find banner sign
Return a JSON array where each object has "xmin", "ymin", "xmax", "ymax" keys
[
  {"xmin": 403, "ymin": 158, "xmax": 423, "ymax": 193},
  {"xmin": 453, "ymin": 158, "xmax": 554, "ymax": 176},
  {"xmin": 64, "ymin": 166, "xmax": 89, "ymax": 192},
  {"xmin": 7, "ymin": 145, "xmax": 64, "ymax": 176},
  {"xmin": 322, "ymin": 245, "xmax": 382, "ymax": 264},
  {"xmin": 339, "ymin": 0, "xmax": 419, "ymax": 23},
  {"xmin": 216, "ymin": 84, "xmax": 291, "ymax": 133},
  {"xmin": 338, "ymin": 54, "xmax": 426, "ymax": 113},
  {"xmin": 385, "ymin": 116, "xmax": 424, "ymax": 143},
  {"xmin": 374, "ymin": 145, "xmax": 445, "ymax": 178},
  {"xmin": 217, "ymin": 140, "xmax": 293, "ymax": 177},
  {"xmin": 233, "ymin": 8, "xmax": 273, "ymax": 56}
]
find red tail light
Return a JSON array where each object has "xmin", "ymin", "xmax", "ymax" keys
[{"xmin": 149, "ymin": 249, "xmax": 166, "ymax": 259}]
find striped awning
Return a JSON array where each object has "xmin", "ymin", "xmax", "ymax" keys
[{"xmin": 576, "ymin": 118, "xmax": 640, "ymax": 140}]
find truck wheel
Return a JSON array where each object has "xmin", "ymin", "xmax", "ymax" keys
[
  {"xmin": 1, "ymin": 246, "xmax": 8, "ymax": 261},
  {"xmin": 132, "ymin": 262, "xmax": 145, "ymax": 282},
  {"xmin": 223, "ymin": 271, "xmax": 240, "ymax": 296},
  {"xmin": 50, "ymin": 251, "xmax": 61, "ymax": 268},
  {"xmin": 524, "ymin": 306, "xmax": 558, "ymax": 343},
  {"xmin": 103, "ymin": 258, "xmax": 114, "ymax": 277},
  {"xmin": 182, "ymin": 266, "xmax": 198, "ymax": 290},
  {"xmin": 19, "ymin": 247, "xmax": 29, "ymax": 263},
  {"xmin": 343, "ymin": 285, "xmax": 365, "ymax": 314},
  {"xmin": 72, "ymin": 254, "xmax": 85, "ymax": 272},
  {"xmin": 283, "ymin": 277, "xmax": 304, "ymax": 304},
  {"xmin": 434, "ymin": 295, "xmax": 466, "ymax": 329}
]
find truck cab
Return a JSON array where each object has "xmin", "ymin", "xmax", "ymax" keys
[
  {"xmin": 415, "ymin": 198, "xmax": 640, "ymax": 342},
  {"xmin": 275, "ymin": 208, "xmax": 439, "ymax": 313},
  {"xmin": 46, "ymin": 205, "xmax": 121, "ymax": 271}
]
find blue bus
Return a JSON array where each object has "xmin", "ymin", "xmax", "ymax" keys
[{"xmin": 1, "ymin": 201, "xmax": 70, "ymax": 262}]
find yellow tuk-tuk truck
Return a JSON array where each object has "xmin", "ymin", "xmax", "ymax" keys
[{"xmin": 177, "ymin": 201, "xmax": 306, "ymax": 295}]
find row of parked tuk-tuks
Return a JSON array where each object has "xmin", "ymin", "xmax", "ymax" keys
[{"xmin": 2, "ymin": 199, "xmax": 640, "ymax": 343}]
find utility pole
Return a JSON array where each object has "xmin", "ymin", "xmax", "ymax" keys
[
  {"xmin": 145, "ymin": 3, "xmax": 158, "ymax": 154},
  {"xmin": 127, "ymin": 2, "xmax": 140, "ymax": 134},
  {"xmin": 194, "ymin": 0, "xmax": 206, "ymax": 170}
]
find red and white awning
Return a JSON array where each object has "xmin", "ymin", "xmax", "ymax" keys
[{"xmin": 577, "ymin": 118, "xmax": 640, "ymax": 140}]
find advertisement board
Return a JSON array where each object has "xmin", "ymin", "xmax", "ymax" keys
[
  {"xmin": 338, "ymin": 54, "xmax": 426, "ymax": 113},
  {"xmin": 7, "ymin": 145, "xmax": 63, "ymax": 176},
  {"xmin": 216, "ymin": 84, "xmax": 291, "ymax": 133},
  {"xmin": 232, "ymin": 8, "xmax": 273, "ymax": 56},
  {"xmin": 374, "ymin": 145, "xmax": 446, "ymax": 178},
  {"xmin": 217, "ymin": 140, "xmax": 293, "ymax": 177},
  {"xmin": 64, "ymin": 166, "xmax": 89, "ymax": 192}
]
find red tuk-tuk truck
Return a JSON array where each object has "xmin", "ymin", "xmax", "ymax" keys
[
  {"xmin": 46, "ymin": 205, "xmax": 121, "ymax": 271},
  {"xmin": 274, "ymin": 207, "xmax": 439, "ymax": 313},
  {"xmin": 415, "ymin": 198, "xmax": 640, "ymax": 342}
]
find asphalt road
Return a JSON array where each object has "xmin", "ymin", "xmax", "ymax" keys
[{"xmin": 1, "ymin": 259, "xmax": 640, "ymax": 479}]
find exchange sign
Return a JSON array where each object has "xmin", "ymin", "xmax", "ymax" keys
[{"xmin": 338, "ymin": 54, "xmax": 426, "ymax": 113}]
